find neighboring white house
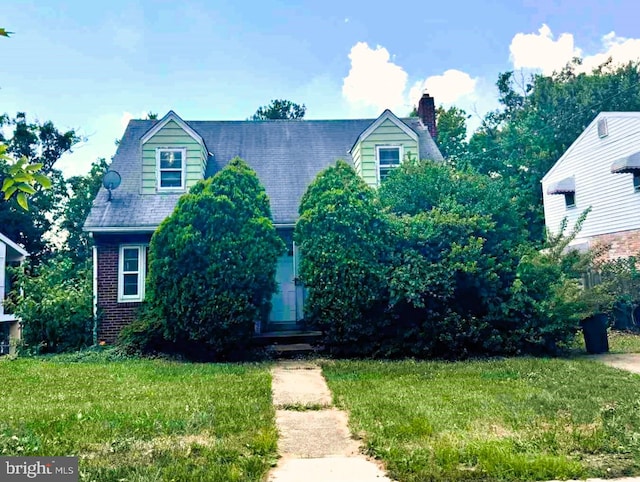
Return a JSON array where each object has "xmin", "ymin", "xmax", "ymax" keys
[
  {"xmin": 0, "ymin": 232, "xmax": 28, "ymax": 355},
  {"xmin": 542, "ymin": 112, "xmax": 640, "ymax": 258}
]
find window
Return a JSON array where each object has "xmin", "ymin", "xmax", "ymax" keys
[
  {"xmin": 377, "ymin": 146, "xmax": 403, "ymax": 182},
  {"xmin": 156, "ymin": 148, "xmax": 186, "ymax": 190},
  {"xmin": 634, "ymin": 173, "xmax": 640, "ymax": 192},
  {"xmin": 118, "ymin": 245, "xmax": 147, "ymax": 302},
  {"xmin": 564, "ymin": 192, "xmax": 576, "ymax": 208}
]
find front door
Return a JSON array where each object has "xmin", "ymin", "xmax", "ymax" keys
[{"xmin": 269, "ymin": 254, "xmax": 297, "ymax": 329}]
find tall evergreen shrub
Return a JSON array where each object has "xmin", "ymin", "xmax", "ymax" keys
[
  {"xmin": 125, "ymin": 158, "xmax": 284, "ymax": 360},
  {"xmin": 294, "ymin": 160, "xmax": 391, "ymax": 356}
]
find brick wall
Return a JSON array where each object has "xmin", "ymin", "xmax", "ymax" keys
[
  {"xmin": 589, "ymin": 228, "xmax": 640, "ymax": 260},
  {"xmin": 95, "ymin": 233, "xmax": 152, "ymax": 343}
]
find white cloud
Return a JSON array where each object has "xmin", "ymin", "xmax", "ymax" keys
[
  {"xmin": 509, "ymin": 25, "xmax": 640, "ymax": 75},
  {"xmin": 509, "ymin": 24, "xmax": 581, "ymax": 75},
  {"xmin": 580, "ymin": 31, "xmax": 640, "ymax": 72},
  {"xmin": 409, "ymin": 69, "xmax": 478, "ymax": 106},
  {"xmin": 342, "ymin": 42, "xmax": 408, "ymax": 113}
]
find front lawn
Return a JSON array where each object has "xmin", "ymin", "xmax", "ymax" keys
[
  {"xmin": 323, "ymin": 358, "xmax": 640, "ymax": 482},
  {"xmin": 0, "ymin": 355, "xmax": 276, "ymax": 481}
]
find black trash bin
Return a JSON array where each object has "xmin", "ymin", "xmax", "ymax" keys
[{"xmin": 581, "ymin": 313, "xmax": 609, "ymax": 354}]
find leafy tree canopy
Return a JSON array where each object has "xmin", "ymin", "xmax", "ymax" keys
[
  {"xmin": 62, "ymin": 157, "xmax": 109, "ymax": 262},
  {"xmin": 0, "ymin": 145, "xmax": 52, "ymax": 210},
  {"xmin": 0, "ymin": 113, "xmax": 79, "ymax": 260},
  {"xmin": 435, "ymin": 106, "xmax": 469, "ymax": 164},
  {"xmin": 251, "ymin": 99, "xmax": 306, "ymax": 120},
  {"xmin": 464, "ymin": 59, "xmax": 640, "ymax": 241}
]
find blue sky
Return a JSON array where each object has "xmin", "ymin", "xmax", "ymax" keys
[{"xmin": 3, "ymin": 0, "xmax": 639, "ymax": 177}]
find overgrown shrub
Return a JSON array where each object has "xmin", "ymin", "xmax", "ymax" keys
[
  {"xmin": 124, "ymin": 158, "xmax": 284, "ymax": 360},
  {"xmin": 294, "ymin": 160, "xmax": 391, "ymax": 356},
  {"xmin": 296, "ymin": 159, "xmax": 580, "ymax": 358},
  {"xmin": 598, "ymin": 256, "xmax": 640, "ymax": 330},
  {"xmin": 381, "ymin": 161, "xmax": 542, "ymax": 357},
  {"xmin": 6, "ymin": 256, "xmax": 93, "ymax": 354}
]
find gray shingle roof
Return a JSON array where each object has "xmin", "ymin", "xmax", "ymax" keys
[{"xmin": 84, "ymin": 116, "xmax": 443, "ymax": 230}]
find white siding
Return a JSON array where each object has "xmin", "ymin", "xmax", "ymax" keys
[{"xmin": 542, "ymin": 113, "xmax": 640, "ymax": 245}]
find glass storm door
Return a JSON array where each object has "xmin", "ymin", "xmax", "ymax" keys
[{"xmin": 270, "ymin": 254, "xmax": 297, "ymax": 323}]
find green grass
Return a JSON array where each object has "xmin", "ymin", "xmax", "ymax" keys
[
  {"xmin": 322, "ymin": 358, "xmax": 640, "ymax": 482},
  {"xmin": 608, "ymin": 330, "xmax": 640, "ymax": 353},
  {"xmin": 0, "ymin": 355, "xmax": 276, "ymax": 481}
]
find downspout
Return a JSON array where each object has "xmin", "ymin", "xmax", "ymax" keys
[{"xmin": 92, "ymin": 245, "xmax": 98, "ymax": 345}]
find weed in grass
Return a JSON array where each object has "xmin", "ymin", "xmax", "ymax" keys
[
  {"xmin": 0, "ymin": 359, "xmax": 276, "ymax": 481},
  {"xmin": 276, "ymin": 402, "xmax": 329, "ymax": 411},
  {"xmin": 322, "ymin": 358, "xmax": 640, "ymax": 481}
]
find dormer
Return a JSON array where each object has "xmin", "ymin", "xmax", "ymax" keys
[
  {"xmin": 350, "ymin": 110, "xmax": 419, "ymax": 187},
  {"xmin": 140, "ymin": 111, "xmax": 208, "ymax": 194}
]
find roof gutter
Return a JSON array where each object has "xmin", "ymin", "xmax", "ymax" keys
[{"xmin": 84, "ymin": 226, "xmax": 158, "ymax": 233}]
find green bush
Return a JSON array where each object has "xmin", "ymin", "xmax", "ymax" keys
[
  {"xmin": 294, "ymin": 160, "xmax": 391, "ymax": 356},
  {"xmin": 381, "ymin": 161, "xmax": 536, "ymax": 357},
  {"xmin": 127, "ymin": 158, "xmax": 284, "ymax": 360},
  {"xmin": 6, "ymin": 256, "xmax": 93, "ymax": 354},
  {"xmin": 296, "ymin": 159, "xmax": 580, "ymax": 358}
]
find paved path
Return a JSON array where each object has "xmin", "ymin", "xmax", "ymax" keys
[
  {"xmin": 268, "ymin": 361, "xmax": 393, "ymax": 482},
  {"xmin": 592, "ymin": 353, "xmax": 640, "ymax": 374},
  {"xmin": 268, "ymin": 357, "xmax": 640, "ymax": 482}
]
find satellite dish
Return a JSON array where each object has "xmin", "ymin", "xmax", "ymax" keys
[{"xmin": 102, "ymin": 170, "xmax": 121, "ymax": 201}]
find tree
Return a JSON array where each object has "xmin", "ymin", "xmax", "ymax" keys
[
  {"xmin": 0, "ymin": 145, "xmax": 52, "ymax": 209},
  {"xmin": 466, "ymin": 60, "xmax": 640, "ymax": 241},
  {"xmin": 295, "ymin": 160, "xmax": 391, "ymax": 356},
  {"xmin": 296, "ymin": 158, "xmax": 578, "ymax": 358},
  {"xmin": 130, "ymin": 157, "xmax": 284, "ymax": 359},
  {"xmin": 251, "ymin": 99, "xmax": 306, "ymax": 120},
  {"xmin": 435, "ymin": 106, "xmax": 469, "ymax": 165},
  {"xmin": 379, "ymin": 160, "xmax": 539, "ymax": 357},
  {"xmin": 1, "ymin": 113, "xmax": 79, "ymax": 172},
  {"xmin": 62, "ymin": 158, "xmax": 109, "ymax": 262},
  {"xmin": 6, "ymin": 256, "xmax": 93, "ymax": 353},
  {"xmin": 0, "ymin": 113, "xmax": 79, "ymax": 260}
]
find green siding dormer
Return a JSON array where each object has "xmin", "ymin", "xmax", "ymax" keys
[
  {"xmin": 350, "ymin": 110, "xmax": 419, "ymax": 187},
  {"xmin": 140, "ymin": 112, "xmax": 207, "ymax": 195}
]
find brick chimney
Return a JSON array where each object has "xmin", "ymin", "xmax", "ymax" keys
[{"xmin": 417, "ymin": 92, "xmax": 437, "ymax": 140}]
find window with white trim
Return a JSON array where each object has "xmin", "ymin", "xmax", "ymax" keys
[
  {"xmin": 118, "ymin": 245, "xmax": 147, "ymax": 302},
  {"xmin": 377, "ymin": 146, "xmax": 403, "ymax": 182},
  {"xmin": 156, "ymin": 148, "xmax": 186, "ymax": 190}
]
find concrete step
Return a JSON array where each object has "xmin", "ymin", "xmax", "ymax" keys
[
  {"xmin": 254, "ymin": 330, "xmax": 323, "ymax": 346},
  {"xmin": 267, "ymin": 343, "xmax": 323, "ymax": 358}
]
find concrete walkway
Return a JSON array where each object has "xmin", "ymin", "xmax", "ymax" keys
[
  {"xmin": 268, "ymin": 360, "xmax": 393, "ymax": 482},
  {"xmin": 267, "ymin": 358, "xmax": 640, "ymax": 482},
  {"xmin": 592, "ymin": 353, "xmax": 640, "ymax": 374}
]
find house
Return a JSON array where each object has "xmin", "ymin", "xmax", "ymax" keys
[
  {"xmin": 84, "ymin": 93, "xmax": 443, "ymax": 343},
  {"xmin": 0, "ymin": 232, "xmax": 28, "ymax": 355},
  {"xmin": 542, "ymin": 112, "xmax": 640, "ymax": 258}
]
